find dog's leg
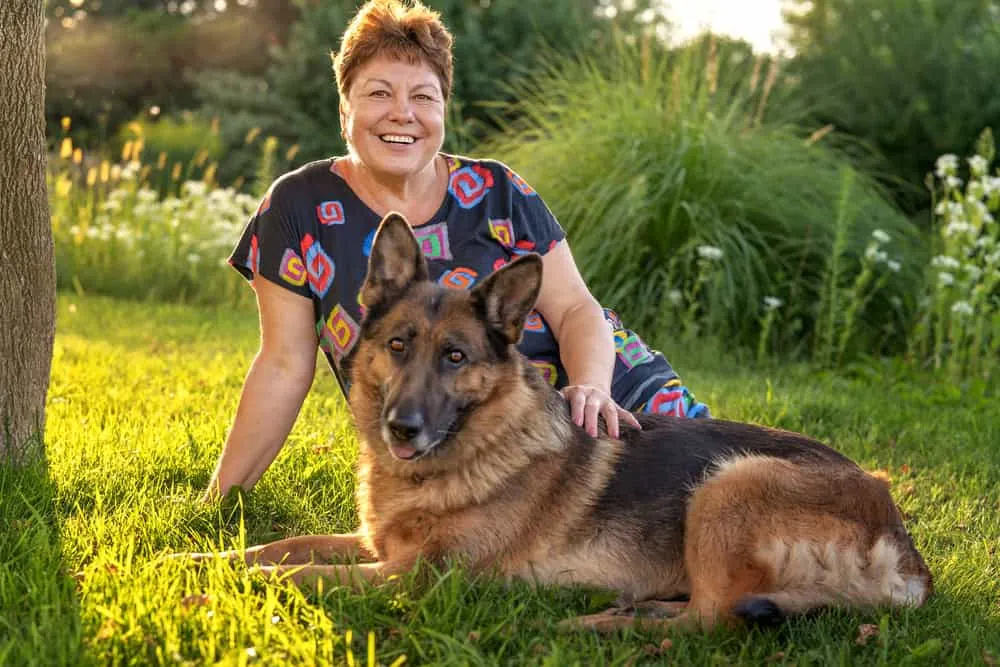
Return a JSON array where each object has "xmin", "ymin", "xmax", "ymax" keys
[
  {"xmin": 558, "ymin": 600, "xmax": 689, "ymax": 633},
  {"xmin": 259, "ymin": 559, "xmax": 411, "ymax": 593},
  {"xmin": 174, "ymin": 533, "xmax": 371, "ymax": 566}
]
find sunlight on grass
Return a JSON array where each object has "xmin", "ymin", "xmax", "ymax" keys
[{"xmin": 1, "ymin": 294, "xmax": 997, "ymax": 664}]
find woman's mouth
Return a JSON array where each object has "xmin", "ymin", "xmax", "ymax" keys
[{"xmin": 380, "ymin": 134, "xmax": 416, "ymax": 145}]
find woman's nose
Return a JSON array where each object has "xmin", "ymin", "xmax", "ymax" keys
[{"xmin": 387, "ymin": 96, "xmax": 415, "ymax": 122}]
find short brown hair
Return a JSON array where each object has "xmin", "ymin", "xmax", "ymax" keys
[{"xmin": 333, "ymin": 0, "xmax": 454, "ymax": 102}]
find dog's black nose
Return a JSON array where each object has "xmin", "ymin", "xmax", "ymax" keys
[{"xmin": 387, "ymin": 411, "xmax": 424, "ymax": 442}]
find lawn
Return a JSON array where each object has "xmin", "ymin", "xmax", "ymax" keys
[{"xmin": 3, "ymin": 293, "xmax": 999, "ymax": 665}]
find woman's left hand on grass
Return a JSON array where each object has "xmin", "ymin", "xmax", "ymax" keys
[{"xmin": 561, "ymin": 384, "xmax": 641, "ymax": 439}]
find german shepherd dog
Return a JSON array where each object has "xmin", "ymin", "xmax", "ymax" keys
[{"xmin": 179, "ymin": 213, "xmax": 932, "ymax": 632}]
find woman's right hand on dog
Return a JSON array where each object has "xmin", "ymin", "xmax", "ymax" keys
[{"xmin": 561, "ymin": 384, "xmax": 641, "ymax": 440}]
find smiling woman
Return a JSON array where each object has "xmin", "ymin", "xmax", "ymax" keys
[{"xmin": 202, "ymin": 0, "xmax": 710, "ymax": 502}]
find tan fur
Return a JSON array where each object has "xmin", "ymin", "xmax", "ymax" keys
[{"xmin": 173, "ymin": 214, "xmax": 932, "ymax": 634}]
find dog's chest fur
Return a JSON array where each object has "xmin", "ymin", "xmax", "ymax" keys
[{"xmin": 353, "ymin": 425, "xmax": 693, "ymax": 601}]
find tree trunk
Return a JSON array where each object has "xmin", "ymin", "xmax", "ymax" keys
[{"xmin": 0, "ymin": 0, "xmax": 55, "ymax": 463}]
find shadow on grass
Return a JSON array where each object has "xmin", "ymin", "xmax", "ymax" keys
[{"xmin": 0, "ymin": 454, "xmax": 82, "ymax": 664}]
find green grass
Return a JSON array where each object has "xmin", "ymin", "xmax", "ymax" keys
[{"xmin": 3, "ymin": 293, "xmax": 999, "ymax": 665}]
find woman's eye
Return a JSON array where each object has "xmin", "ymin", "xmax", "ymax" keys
[
  {"xmin": 446, "ymin": 350, "xmax": 466, "ymax": 364},
  {"xmin": 371, "ymin": 90, "xmax": 389, "ymax": 98},
  {"xmin": 388, "ymin": 338, "xmax": 406, "ymax": 354}
]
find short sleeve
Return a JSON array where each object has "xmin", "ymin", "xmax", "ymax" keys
[
  {"xmin": 228, "ymin": 182, "xmax": 312, "ymax": 300},
  {"xmin": 504, "ymin": 165, "xmax": 566, "ymax": 255}
]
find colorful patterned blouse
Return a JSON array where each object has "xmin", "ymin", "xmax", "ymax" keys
[{"xmin": 229, "ymin": 154, "xmax": 706, "ymax": 416}]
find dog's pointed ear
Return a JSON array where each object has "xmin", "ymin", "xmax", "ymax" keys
[
  {"xmin": 362, "ymin": 212, "xmax": 429, "ymax": 312},
  {"xmin": 471, "ymin": 254, "xmax": 543, "ymax": 345}
]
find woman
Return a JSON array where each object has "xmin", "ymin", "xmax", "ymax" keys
[{"xmin": 204, "ymin": 0, "xmax": 708, "ymax": 500}]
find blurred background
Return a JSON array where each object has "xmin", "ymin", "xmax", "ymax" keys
[{"xmin": 46, "ymin": 0, "xmax": 1000, "ymax": 382}]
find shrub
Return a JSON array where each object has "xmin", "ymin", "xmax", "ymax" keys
[
  {"xmin": 485, "ymin": 37, "xmax": 923, "ymax": 360},
  {"xmin": 784, "ymin": 0, "xmax": 1000, "ymax": 217}
]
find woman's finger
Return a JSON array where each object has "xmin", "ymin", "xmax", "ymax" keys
[{"xmin": 583, "ymin": 394, "xmax": 603, "ymax": 437}]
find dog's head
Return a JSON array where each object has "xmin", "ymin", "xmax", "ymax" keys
[{"xmin": 349, "ymin": 212, "xmax": 543, "ymax": 464}]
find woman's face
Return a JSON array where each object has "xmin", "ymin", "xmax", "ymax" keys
[{"xmin": 341, "ymin": 55, "xmax": 446, "ymax": 180}]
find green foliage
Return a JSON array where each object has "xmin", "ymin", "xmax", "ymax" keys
[
  {"xmin": 49, "ymin": 160, "xmax": 257, "ymax": 306},
  {"xmin": 192, "ymin": 0, "xmax": 663, "ymax": 181},
  {"xmin": 907, "ymin": 131, "xmax": 1000, "ymax": 382},
  {"xmin": 4, "ymin": 294, "xmax": 998, "ymax": 663},
  {"xmin": 45, "ymin": 4, "xmax": 296, "ymax": 150},
  {"xmin": 486, "ymin": 37, "xmax": 923, "ymax": 360},
  {"xmin": 118, "ymin": 113, "xmax": 223, "ymax": 190},
  {"xmin": 784, "ymin": 0, "xmax": 1000, "ymax": 216}
]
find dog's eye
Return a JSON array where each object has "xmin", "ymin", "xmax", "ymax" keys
[
  {"xmin": 388, "ymin": 338, "xmax": 406, "ymax": 354},
  {"xmin": 446, "ymin": 349, "xmax": 466, "ymax": 365}
]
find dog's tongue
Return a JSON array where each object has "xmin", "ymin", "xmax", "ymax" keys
[{"xmin": 391, "ymin": 443, "xmax": 418, "ymax": 460}]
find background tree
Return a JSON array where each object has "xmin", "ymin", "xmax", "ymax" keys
[
  {"xmin": 1, "ymin": 0, "xmax": 56, "ymax": 463},
  {"xmin": 784, "ymin": 0, "xmax": 1000, "ymax": 218}
]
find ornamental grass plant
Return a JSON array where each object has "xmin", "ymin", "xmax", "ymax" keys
[{"xmin": 487, "ymin": 36, "xmax": 924, "ymax": 360}]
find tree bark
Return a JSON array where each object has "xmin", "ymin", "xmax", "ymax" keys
[{"xmin": 0, "ymin": 0, "xmax": 56, "ymax": 463}]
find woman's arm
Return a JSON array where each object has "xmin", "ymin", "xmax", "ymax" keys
[
  {"xmin": 533, "ymin": 241, "xmax": 640, "ymax": 438},
  {"xmin": 202, "ymin": 276, "xmax": 318, "ymax": 501}
]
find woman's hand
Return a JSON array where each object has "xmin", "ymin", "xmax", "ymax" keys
[{"xmin": 561, "ymin": 384, "xmax": 642, "ymax": 439}]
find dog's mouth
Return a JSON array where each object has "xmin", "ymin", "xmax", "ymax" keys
[
  {"xmin": 383, "ymin": 417, "xmax": 461, "ymax": 462},
  {"xmin": 389, "ymin": 442, "xmax": 422, "ymax": 460}
]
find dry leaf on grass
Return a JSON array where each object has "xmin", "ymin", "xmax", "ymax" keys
[
  {"xmin": 855, "ymin": 623, "xmax": 880, "ymax": 646},
  {"xmin": 95, "ymin": 619, "xmax": 118, "ymax": 641},
  {"xmin": 180, "ymin": 593, "xmax": 212, "ymax": 610}
]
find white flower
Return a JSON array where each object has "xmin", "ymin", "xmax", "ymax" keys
[
  {"xmin": 187, "ymin": 253, "xmax": 202, "ymax": 264},
  {"xmin": 271, "ymin": 615, "xmax": 281, "ymax": 625},
  {"xmin": 667, "ymin": 289, "xmax": 683, "ymax": 306},
  {"xmin": 137, "ymin": 188, "xmax": 157, "ymax": 203},
  {"xmin": 183, "ymin": 180, "xmax": 208, "ymax": 197},
  {"xmin": 696, "ymin": 245, "xmax": 724, "ymax": 261},
  {"xmin": 872, "ymin": 229, "xmax": 891, "ymax": 244},
  {"xmin": 938, "ymin": 271, "xmax": 955, "ymax": 287},
  {"xmin": 986, "ymin": 250, "xmax": 1000, "ymax": 265},
  {"xmin": 969, "ymin": 155, "xmax": 989, "ymax": 176},
  {"xmin": 945, "ymin": 221, "xmax": 973, "ymax": 237},
  {"xmin": 951, "ymin": 301, "xmax": 973, "ymax": 316},
  {"xmin": 246, "ymin": 647, "xmax": 258, "ymax": 659},
  {"xmin": 935, "ymin": 154, "xmax": 959, "ymax": 177},
  {"xmin": 931, "ymin": 255, "xmax": 961, "ymax": 269},
  {"xmin": 864, "ymin": 246, "xmax": 888, "ymax": 263},
  {"xmin": 936, "ymin": 201, "xmax": 965, "ymax": 220},
  {"xmin": 984, "ymin": 176, "xmax": 1000, "ymax": 196},
  {"xmin": 121, "ymin": 161, "xmax": 141, "ymax": 180},
  {"xmin": 946, "ymin": 175, "xmax": 964, "ymax": 190},
  {"xmin": 763, "ymin": 296, "xmax": 783, "ymax": 310},
  {"xmin": 886, "ymin": 259, "xmax": 901, "ymax": 273},
  {"xmin": 964, "ymin": 265, "xmax": 982, "ymax": 281}
]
